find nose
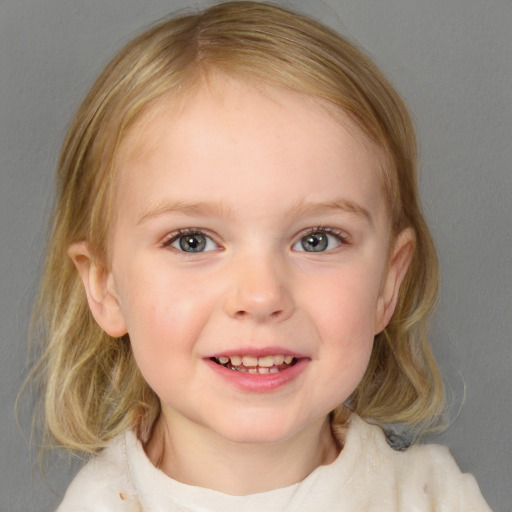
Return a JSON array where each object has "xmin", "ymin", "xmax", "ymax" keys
[{"xmin": 223, "ymin": 254, "xmax": 294, "ymax": 323}]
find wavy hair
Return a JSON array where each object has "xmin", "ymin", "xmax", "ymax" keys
[{"xmin": 28, "ymin": 0, "xmax": 443, "ymax": 453}]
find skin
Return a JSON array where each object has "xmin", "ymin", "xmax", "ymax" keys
[{"xmin": 70, "ymin": 77, "xmax": 413, "ymax": 495}]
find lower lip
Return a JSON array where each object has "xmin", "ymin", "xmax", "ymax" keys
[{"xmin": 205, "ymin": 358, "xmax": 309, "ymax": 392}]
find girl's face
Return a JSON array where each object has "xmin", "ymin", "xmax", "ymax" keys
[{"xmin": 88, "ymin": 79, "xmax": 411, "ymax": 446}]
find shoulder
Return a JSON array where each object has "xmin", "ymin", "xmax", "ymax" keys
[
  {"xmin": 56, "ymin": 431, "xmax": 141, "ymax": 512},
  {"xmin": 340, "ymin": 415, "xmax": 492, "ymax": 511},
  {"xmin": 397, "ymin": 442, "xmax": 487, "ymax": 503}
]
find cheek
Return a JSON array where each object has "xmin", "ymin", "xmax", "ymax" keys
[
  {"xmin": 115, "ymin": 265, "xmax": 214, "ymax": 373},
  {"xmin": 312, "ymin": 266, "xmax": 382, "ymax": 337},
  {"xmin": 305, "ymin": 266, "xmax": 381, "ymax": 392},
  {"xmin": 315, "ymin": 288, "xmax": 376, "ymax": 407}
]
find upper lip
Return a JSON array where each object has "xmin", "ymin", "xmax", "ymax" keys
[{"xmin": 206, "ymin": 346, "xmax": 308, "ymax": 359}]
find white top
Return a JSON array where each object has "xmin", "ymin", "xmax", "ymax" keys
[{"xmin": 57, "ymin": 415, "xmax": 491, "ymax": 511}]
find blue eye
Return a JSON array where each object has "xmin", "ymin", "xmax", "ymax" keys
[
  {"xmin": 293, "ymin": 230, "xmax": 344, "ymax": 252},
  {"xmin": 167, "ymin": 231, "xmax": 218, "ymax": 253}
]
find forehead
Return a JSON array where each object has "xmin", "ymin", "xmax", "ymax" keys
[
  {"xmin": 116, "ymin": 76, "xmax": 382, "ymax": 168},
  {"xmin": 112, "ymin": 78, "xmax": 387, "ymax": 223}
]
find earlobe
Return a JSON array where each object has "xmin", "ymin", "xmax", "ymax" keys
[
  {"xmin": 67, "ymin": 241, "xmax": 128, "ymax": 337},
  {"xmin": 375, "ymin": 228, "xmax": 415, "ymax": 334}
]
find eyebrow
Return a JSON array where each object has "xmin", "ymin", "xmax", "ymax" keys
[
  {"xmin": 137, "ymin": 197, "xmax": 372, "ymax": 225},
  {"xmin": 287, "ymin": 198, "xmax": 373, "ymax": 225},
  {"xmin": 138, "ymin": 200, "xmax": 235, "ymax": 225}
]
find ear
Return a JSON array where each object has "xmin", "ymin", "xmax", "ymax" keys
[
  {"xmin": 375, "ymin": 228, "xmax": 415, "ymax": 334},
  {"xmin": 68, "ymin": 241, "xmax": 128, "ymax": 337}
]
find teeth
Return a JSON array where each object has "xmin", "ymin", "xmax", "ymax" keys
[
  {"xmin": 230, "ymin": 355, "xmax": 242, "ymax": 366},
  {"xmin": 234, "ymin": 355, "xmax": 295, "ymax": 367},
  {"xmin": 273, "ymin": 355, "xmax": 285, "ymax": 365},
  {"xmin": 258, "ymin": 355, "xmax": 274, "ymax": 368},
  {"xmin": 242, "ymin": 355, "xmax": 258, "ymax": 367},
  {"xmin": 215, "ymin": 354, "xmax": 297, "ymax": 372}
]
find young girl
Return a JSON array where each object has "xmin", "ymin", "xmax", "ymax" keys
[{"xmin": 30, "ymin": 1, "xmax": 491, "ymax": 510}]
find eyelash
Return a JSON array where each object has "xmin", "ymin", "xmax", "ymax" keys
[
  {"xmin": 161, "ymin": 226, "xmax": 349, "ymax": 252},
  {"xmin": 294, "ymin": 226, "xmax": 350, "ymax": 252},
  {"xmin": 300, "ymin": 226, "xmax": 349, "ymax": 244},
  {"xmin": 161, "ymin": 228, "xmax": 217, "ymax": 248}
]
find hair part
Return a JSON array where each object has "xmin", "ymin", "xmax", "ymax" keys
[{"xmin": 28, "ymin": 0, "xmax": 444, "ymax": 454}]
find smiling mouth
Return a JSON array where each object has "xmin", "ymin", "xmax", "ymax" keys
[{"xmin": 211, "ymin": 354, "xmax": 298, "ymax": 374}]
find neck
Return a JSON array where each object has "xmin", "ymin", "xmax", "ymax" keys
[{"xmin": 144, "ymin": 413, "xmax": 340, "ymax": 495}]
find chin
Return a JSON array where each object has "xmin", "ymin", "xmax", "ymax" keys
[
  {"xmin": 222, "ymin": 431, "xmax": 294, "ymax": 446},
  {"xmin": 211, "ymin": 415, "xmax": 310, "ymax": 446}
]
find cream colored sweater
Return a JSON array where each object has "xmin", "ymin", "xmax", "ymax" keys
[{"xmin": 57, "ymin": 415, "xmax": 491, "ymax": 511}]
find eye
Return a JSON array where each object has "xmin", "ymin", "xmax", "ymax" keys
[
  {"xmin": 164, "ymin": 230, "xmax": 218, "ymax": 253},
  {"xmin": 293, "ymin": 229, "xmax": 345, "ymax": 253}
]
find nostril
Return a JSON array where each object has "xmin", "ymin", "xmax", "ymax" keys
[{"xmin": 234, "ymin": 308, "xmax": 284, "ymax": 320}]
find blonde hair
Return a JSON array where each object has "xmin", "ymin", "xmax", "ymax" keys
[{"xmin": 29, "ymin": 0, "xmax": 443, "ymax": 453}]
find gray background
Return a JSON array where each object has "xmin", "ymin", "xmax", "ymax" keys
[{"xmin": 1, "ymin": 0, "xmax": 510, "ymax": 511}]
